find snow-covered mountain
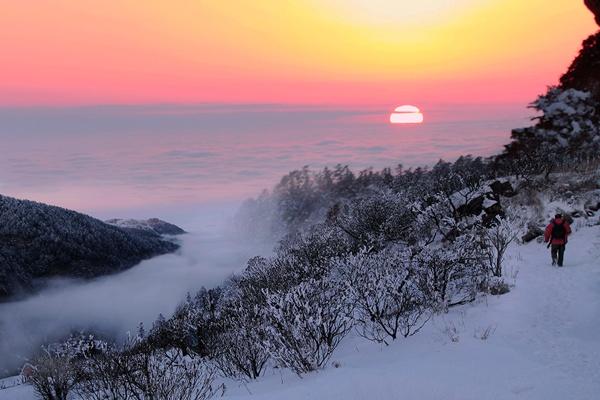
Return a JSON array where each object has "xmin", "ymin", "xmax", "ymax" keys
[
  {"xmin": 0, "ymin": 195, "xmax": 180, "ymax": 300},
  {"xmin": 105, "ymin": 218, "xmax": 186, "ymax": 235}
]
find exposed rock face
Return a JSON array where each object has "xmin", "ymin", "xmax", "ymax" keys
[
  {"xmin": 454, "ymin": 181, "xmax": 516, "ymax": 227},
  {"xmin": 489, "ymin": 181, "xmax": 517, "ymax": 198},
  {"xmin": 106, "ymin": 218, "xmax": 186, "ymax": 235},
  {"xmin": 0, "ymin": 195, "xmax": 179, "ymax": 300},
  {"xmin": 585, "ymin": 0, "xmax": 600, "ymax": 25},
  {"xmin": 522, "ymin": 224, "xmax": 544, "ymax": 243}
]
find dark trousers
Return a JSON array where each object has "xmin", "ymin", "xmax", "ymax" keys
[{"xmin": 551, "ymin": 244, "xmax": 566, "ymax": 266}]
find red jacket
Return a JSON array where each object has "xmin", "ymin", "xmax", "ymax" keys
[{"xmin": 544, "ymin": 218, "xmax": 571, "ymax": 245}]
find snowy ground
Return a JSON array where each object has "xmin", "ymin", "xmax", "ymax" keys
[{"xmin": 2, "ymin": 224, "xmax": 599, "ymax": 400}]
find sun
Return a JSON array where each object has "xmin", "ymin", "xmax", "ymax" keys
[
  {"xmin": 314, "ymin": 0, "xmax": 484, "ymax": 27},
  {"xmin": 390, "ymin": 105, "xmax": 424, "ymax": 124}
]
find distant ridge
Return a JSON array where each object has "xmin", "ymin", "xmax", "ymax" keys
[
  {"xmin": 106, "ymin": 218, "xmax": 186, "ymax": 236},
  {"xmin": 0, "ymin": 195, "xmax": 180, "ymax": 300}
]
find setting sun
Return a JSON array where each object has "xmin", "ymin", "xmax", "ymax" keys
[{"xmin": 390, "ymin": 105, "xmax": 424, "ymax": 124}]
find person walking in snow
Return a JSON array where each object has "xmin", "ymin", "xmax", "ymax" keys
[{"xmin": 544, "ymin": 214, "xmax": 572, "ymax": 267}]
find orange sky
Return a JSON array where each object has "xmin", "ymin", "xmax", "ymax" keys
[{"xmin": 0, "ymin": 0, "xmax": 596, "ymax": 105}]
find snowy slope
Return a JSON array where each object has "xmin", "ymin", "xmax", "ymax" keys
[
  {"xmin": 2, "ymin": 225, "xmax": 599, "ymax": 400},
  {"xmin": 217, "ymin": 224, "xmax": 600, "ymax": 400}
]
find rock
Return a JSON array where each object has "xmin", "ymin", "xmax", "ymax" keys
[
  {"xmin": 588, "ymin": 202, "xmax": 600, "ymax": 212},
  {"xmin": 483, "ymin": 201, "xmax": 502, "ymax": 216},
  {"xmin": 564, "ymin": 214, "xmax": 575, "ymax": 224},
  {"xmin": 522, "ymin": 225, "xmax": 544, "ymax": 243},
  {"xmin": 586, "ymin": 0, "xmax": 600, "ymax": 25},
  {"xmin": 457, "ymin": 195, "xmax": 485, "ymax": 218},
  {"xmin": 489, "ymin": 180, "xmax": 516, "ymax": 197},
  {"xmin": 482, "ymin": 201, "xmax": 504, "ymax": 227},
  {"xmin": 571, "ymin": 211, "xmax": 583, "ymax": 218}
]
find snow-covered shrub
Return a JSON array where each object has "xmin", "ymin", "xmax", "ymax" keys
[
  {"xmin": 214, "ymin": 296, "xmax": 270, "ymax": 380},
  {"xmin": 263, "ymin": 279, "xmax": 353, "ymax": 374},
  {"xmin": 335, "ymin": 189, "xmax": 414, "ymax": 250},
  {"xmin": 487, "ymin": 277, "xmax": 510, "ymax": 296},
  {"xmin": 482, "ymin": 218, "xmax": 517, "ymax": 277},
  {"xmin": 78, "ymin": 339, "xmax": 217, "ymax": 400},
  {"xmin": 149, "ymin": 288, "xmax": 224, "ymax": 358},
  {"xmin": 416, "ymin": 233, "xmax": 487, "ymax": 310},
  {"xmin": 27, "ymin": 334, "xmax": 107, "ymax": 400},
  {"xmin": 76, "ymin": 345, "xmax": 132, "ymax": 400},
  {"xmin": 274, "ymin": 224, "xmax": 352, "ymax": 284},
  {"xmin": 126, "ymin": 349, "xmax": 216, "ymax": 400},
  {"xmin": 27, "ymin": 349, "xmax": 81, "ymax": 400},
  {"xmin": 28, "ymin": 356, "xmax": 78, "ymax": 400},
  {"xmin": 336, "ymin": 250, "xmax": 430, "ymax": 344}
]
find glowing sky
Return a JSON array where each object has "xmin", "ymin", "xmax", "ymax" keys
[
  {"xmin": 0, "ymin": 1, "xmax": 597, "ymax": 215},
  {"xmin": 0, "ymin": 0, "xmax": 596, "ymax": 105}
]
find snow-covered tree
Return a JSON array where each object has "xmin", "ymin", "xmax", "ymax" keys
[{"xmin": 501, "ymin": 87, "xmax": 599, "ymax": 177}]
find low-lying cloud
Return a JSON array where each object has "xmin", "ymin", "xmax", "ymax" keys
[{"xmin": 0, "ymin": 222, "xmax": 272, "ymax": 376}]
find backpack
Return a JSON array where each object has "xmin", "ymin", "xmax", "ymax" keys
[{"xmin": 552, "ymin": 221, "xmax": 566, "ymax": 240}]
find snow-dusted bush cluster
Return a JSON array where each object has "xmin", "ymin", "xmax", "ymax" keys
[
  {"xmin": 335, "ymin": 250, "xmax": 430, "ymax": 344},
  {"xmin": 263, "ymin": 279, "xmax": 352, "ymax": 374},
  {"xmin": 27, "ymin": 333, "xmax": 217, "ymax": 400},
  {"xmin": 132, "ymin": 156, "xmax": 513, "ymax": 383}
]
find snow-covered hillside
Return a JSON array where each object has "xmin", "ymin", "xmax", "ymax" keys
[
  {"xmin": 2, "ymin": 223, "xmax": 599, "ymax": 400},
  {"xmin": 105, "ymin": 218, "xmax": 186, "ymax": 235}
]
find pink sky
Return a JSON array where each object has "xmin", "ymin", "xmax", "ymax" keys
[
  {"xmin": 0, "ymin": 1, "xmax": 597, "ymax": 106},
  {"xmin": 0, "ymin": 1, "xmax": 598, "ymax": 215}
]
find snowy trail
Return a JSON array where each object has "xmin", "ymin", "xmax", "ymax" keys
[
  {"xmin": 2, "ymin": 225, "xmax": 600, "ymax": 400},
  {"xmin": 500, "ymin": 225, "xmax": 600, "ymax": 394}
]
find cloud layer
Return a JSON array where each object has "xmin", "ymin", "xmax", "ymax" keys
[{"xmin": 0, "ymin": 103, "xmax": 530, "ymax": 215}]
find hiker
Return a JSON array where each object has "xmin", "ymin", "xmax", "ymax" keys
[{"xmin": 544, "ymin": 214, "xmax": 572, "ymax": 267}]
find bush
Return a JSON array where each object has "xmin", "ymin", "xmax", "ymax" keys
[
  {"xmin": 214, "ymin": 296, "xmax": 270, "ymax": 380},
  {"xmin": 149, "ymin": 288, "xmax": 224, "ymax": 358},
  {"xmin": 416, "ymin": 234, "xmax": 488, "ymax": 310},
  {"xmin": 482, "ymin": 219, "xmax": 516, "ymax": 277},
  {"xmin": 78, "ymin": 339, "xmax": 217, "ymax": 400},
  {"xmin": 263, "ymin": 279, "xmax": 352, "ymax": 374},
  {"xmin": 488, "ymin": 277, "xmax": 510, "ymax": 296},
  {"xmin": 27, "ymin": 351, "xmax": 80, "ymax": 400},
  {"xmin": 337, "ymin": 250, "xmax": 430, "ymax": 344}
]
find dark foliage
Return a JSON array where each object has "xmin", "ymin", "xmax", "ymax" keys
[
  {"xmin": 0, "ymin": 194, "xmax": 179, "ymax": 300},
  {"xmin": 561, "ymin": 31, "xmax": 600, "ymax": 98}
]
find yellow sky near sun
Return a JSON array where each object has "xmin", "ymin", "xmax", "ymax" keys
[{"xmin": 0, "ymin": 0, "xmax": 596, "ymax": 104}]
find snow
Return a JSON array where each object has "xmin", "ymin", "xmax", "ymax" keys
[
  {"xmin": 3, "ymin": 224, "xmax": 600, "ymax": 400},
  {"xmin": 218, "ymin": 224, "xmax": 600, "ymax": 400}
]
